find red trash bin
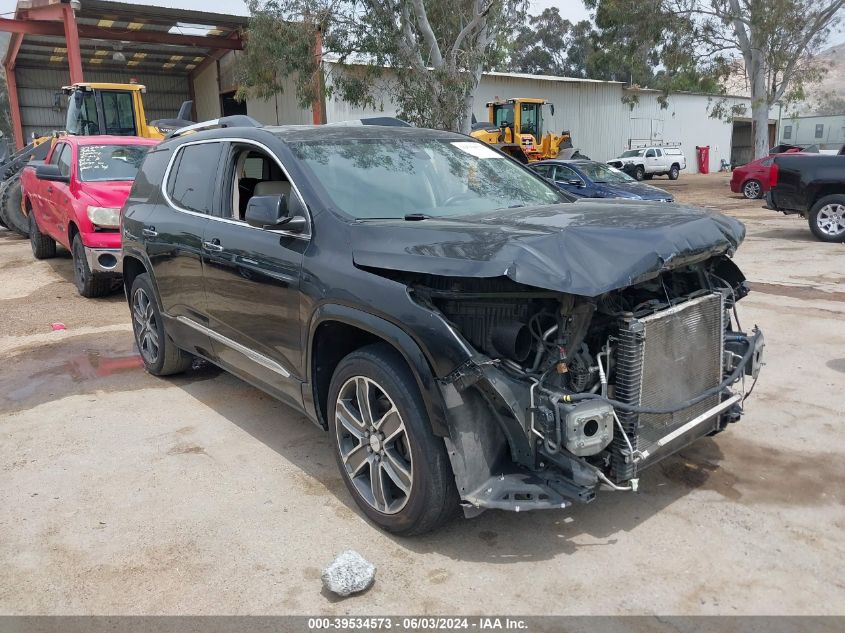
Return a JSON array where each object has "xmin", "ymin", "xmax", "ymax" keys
[{"xmin": 696, "ymin": 145, "xmax": 710, "ymax": 174}]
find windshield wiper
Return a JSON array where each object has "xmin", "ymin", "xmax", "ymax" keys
[{"xmin": 404, "ymin": 213, "xmax": 431, "ymax": 221}]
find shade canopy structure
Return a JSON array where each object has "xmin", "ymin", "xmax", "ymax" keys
[{"xmin": 1, "ymin": 0, "xmax": 247, "ymax": 147}]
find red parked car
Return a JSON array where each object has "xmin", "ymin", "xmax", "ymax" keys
[
  {"xmin": 730, "ymin": 150, "xmax": 807, "ymax": 200},
  {"xmin": 21, "ymin": 135, "xmax": 158, "ymax": 297}
]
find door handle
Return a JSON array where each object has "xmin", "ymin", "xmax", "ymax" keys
[
  {"xmin": 203, "ymin": 238, "xmax": 223, "ymax": 252},
  {"xmin": 141, "ymin": 227, "xmax": 158, "ymax": 238},
  {"xmin": 47, "ymin": 186, "xmax": 53, "ymax": 194}
]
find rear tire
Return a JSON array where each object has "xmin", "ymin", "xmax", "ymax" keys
[
  {"xmin": 29, "ymin": 212, "xmax": 56, "ymax": 259},
  {"xmin": 634, "ymin": 165, "xmax": 645, "ymax": 181},
  {"xmin": 668, "ymin": 164, "xmax": 680, "ymax": 180},
  {"xmin": 71, "ymin": 234, "xmax": 112, "ymax": 298},
  {"xmin": 0, "ymin": 175, "xmax": 29, "ymax": 237},
  {"xmin": 130, "ymin": 272, "xmax": 193, "ymax": 376},
  {"xmin": 328, "ymin": 343, "xmax": 458, "ymax": 535},
  {"xmin": 808, "ymin": 195, "xmax": 845, "ymax": 243},
  {"xmin": 742, "ymin": 179, "xmax": 762, "ymax": 200}
]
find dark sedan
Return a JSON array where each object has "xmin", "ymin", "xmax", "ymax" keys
[{"xmin": 531, "ymin": 159, "xmax": 674, "ymax": 202}]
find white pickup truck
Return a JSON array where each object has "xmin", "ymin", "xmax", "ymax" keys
[{"xmin": 607, "ymin": 146, "xmax": 686, "ymax": 181}]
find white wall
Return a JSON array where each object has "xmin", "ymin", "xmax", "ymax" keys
[
  {"xmin": 193, "ymin": 63, "xmax": 221, "ymax": 122},
  {"xmin": 194, "ymin": 58, "xmax": 751, "ymax": 174}
]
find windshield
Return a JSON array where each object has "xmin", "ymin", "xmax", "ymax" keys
[
  {"xmin": 78, "ymin": 145, "xmax": 150, "ymax": 182},
  {"xmin": 288, "ymin": 137, "xmax": 565, "ymax": 219},
  {"xmin": 577, "ymin": 162, "xmax": 634, "ymax": 183},
  {"xmin": 621, "ymin": 149, "xmax": 645, "ymax": 158}
]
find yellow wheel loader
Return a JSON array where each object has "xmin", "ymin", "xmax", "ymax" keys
[
  {"xmin": 0, "ymin": 83, "xmax": 192, "ymax": 236},
  {"xmin": 470, "ymin": 98, "xmax": 587, "ymax": 164}
]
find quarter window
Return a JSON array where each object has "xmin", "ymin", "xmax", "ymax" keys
[
  {"xmin": 49, "ymin": 143, "xmax": 65, "ymax": 166},
  {"xmin": 554, "ymin": 165, "xmax": 579, "ymax": 182},
  {"xmin": 58, "ymin": 144, "xmax": 72, "ymax": 177},
  {"xmin": 166, "ymin": 143, "xmax": 223, "ymax": 214},
  {"xmin": 532, "ymin": 165, "xmax": 552, "ymax": 178}
]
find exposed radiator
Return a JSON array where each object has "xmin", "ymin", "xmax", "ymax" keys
[{"xmin": 612, "ymin": 293, "xmax": 724, "ymax": 481}]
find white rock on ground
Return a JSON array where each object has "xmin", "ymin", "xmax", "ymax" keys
[{"xmin": 321, "ymin": 550, "xmax": 376, "ymax": 597}]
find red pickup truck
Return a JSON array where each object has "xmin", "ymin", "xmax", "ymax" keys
[{"xmin": 22, "ymin": 135, "xmax": 158, "ymax": 297}]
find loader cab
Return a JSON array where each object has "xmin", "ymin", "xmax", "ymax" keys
[
  {"xmin": 63, "ymin": 83, "xmax": 156, "ymax": 138},
  {"xmin": 488, "ymin": 99, "xmax": 552, "ymax": 143}
]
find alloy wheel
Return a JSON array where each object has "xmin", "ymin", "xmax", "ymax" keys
[
  {"xmin": 132, "ymin": 287, "xmax": 160, "ymax": 364},
  {"xmin": 743, "ymin": 180, "xmax": 760, "ymax": 199},
  {"xmin": 816, "ymin": 203, "xmax": 845, "ymax": 237},
  {"xmin": 335, "ymin": 376, "xmax": 413, "ymax": 514}
]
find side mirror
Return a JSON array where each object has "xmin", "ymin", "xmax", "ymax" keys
[
  {"xmin": 35, "ymin": 163, "xmax": 69, "ymax": 183},
  {"xmin": 244, "ymin": 194, "xmax": 307, "ymax": 233}
]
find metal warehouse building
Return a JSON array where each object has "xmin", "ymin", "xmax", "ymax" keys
[{"xmin": 2, "ymin": 0, "xmax": 765, "ymax": 173}]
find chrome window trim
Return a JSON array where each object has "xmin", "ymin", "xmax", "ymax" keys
[
  {"xmin": 160, "ymin": 137, "xmax": 311, "ymax": 240},
  {"xmin": 176, "ymin": 316, "xmax": 292, "ymax": 378}
]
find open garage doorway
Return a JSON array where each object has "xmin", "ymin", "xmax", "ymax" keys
[
  {"xmin": 221, "ymin": 91, "xmax": 247, "ymax": 117},
  {"xmin": 730, "ymin": 118, "xmax": 776, "ymax": 168}
]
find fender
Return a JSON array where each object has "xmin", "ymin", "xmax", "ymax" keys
[
  {"xmin": 306, "ymin": 303, "xmax": 451, "ymax": 437},
  {"xmin": 120, "ymin": 246, "xmax": 163, "ymax": 306}
]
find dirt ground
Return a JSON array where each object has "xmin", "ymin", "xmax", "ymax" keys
[{"xmin": 1, "ymin": 172, "xmax": 844, "ymax": 615}]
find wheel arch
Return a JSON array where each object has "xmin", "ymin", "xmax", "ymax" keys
[
  {"xmin": 811, "ymin": 186, "xmax": 845, "ymax": 207},
  {"xmin": 122, "ymin": 254, "xmax": 149, "ymax": 304},
  {"xmin": 308, "ymin": 304, "xmax": 450, "ymax": 438},
  {"xmin": 67, "ymin": 220, "xmax": 79, "ymax": 244}
]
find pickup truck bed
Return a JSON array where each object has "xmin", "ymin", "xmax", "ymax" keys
[{"xmin": 766, "ymin": 153, "xmax": 845, "ymax": 242}]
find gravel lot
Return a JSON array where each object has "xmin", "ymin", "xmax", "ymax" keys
[{"xmin": 1, "ymin": 172, "xmax": 844, "ymax": 615}]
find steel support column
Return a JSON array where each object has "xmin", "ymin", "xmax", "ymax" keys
[
  {"xmin": 5, "ymin": 65, "xmax": 24, "ymax": 149},
  {"xmin": 62, "ymin": 4, "xmax": 83, "ymax": 84}
]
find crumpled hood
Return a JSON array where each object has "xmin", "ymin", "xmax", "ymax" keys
[{"xmin": 350, "ymin": 202, "xmax": 745, "ymax": 297}]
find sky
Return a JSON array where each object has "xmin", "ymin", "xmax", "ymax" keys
[{"xmin": 0, "ymin": 0, "xmax": 840, "ymax": 46}]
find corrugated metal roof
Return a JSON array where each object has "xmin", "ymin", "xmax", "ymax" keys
[{"xmin": 11, "ymin": 0, "xmax": 245, "ymax": 75}]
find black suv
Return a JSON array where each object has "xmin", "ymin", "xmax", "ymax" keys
[{"xmin": 122, "ymin": 118, "xmax": 764, "ymax": 535}]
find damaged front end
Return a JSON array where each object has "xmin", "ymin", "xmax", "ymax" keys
[{"xmin": 409, "ymin": 256, "xmax": 764, "ymax": 515}]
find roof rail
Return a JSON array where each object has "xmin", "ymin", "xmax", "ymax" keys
[
  {"xmin": 166, "ymin": 115, "xmax": 262, "ymax": 139},
  {"xmin": 325, "ymin": 117, "xmax": 413, "ymax": 128}
]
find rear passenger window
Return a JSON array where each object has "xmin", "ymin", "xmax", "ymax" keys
[{"xmin": 166, "ymin": 143, "xmax": 223, "ymax": 214}]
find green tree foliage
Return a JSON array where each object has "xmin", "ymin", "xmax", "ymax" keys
[
  {"xmin": 507, "ymin": 8, "xmax": 595, "ymax": 77},
  {"xmin": 237, "ymin": 0, "xmax": 528, "ymax": 132},
  {"xmin": 507, "ymin": 2, "xmax": 722, "ymax": 107}
]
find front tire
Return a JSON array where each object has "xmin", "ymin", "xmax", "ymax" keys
[
  {"xmin": 742, "ymin": 179, "xmax": 762, "ymax": 199},
  {"xmin": 634, "ymin": 165, "xmax": 645, "ymax": 181},
  {"xmin": 130, "ymin": 273, "xmax": 193, "ymax": 376},
  {"xmin": 808, "ymin": 195, "xmax": 845, "ymax": 243},
  {"xmin": 328, "ymin": 343, "xmax": 458, "ymax": 535},
  {"xmin": 71, "ymin": 234, "xmax": 111, "ymax": 298},
  {"xmin": 29, "ymin": 212, "xmax": 56, "ymax": 259}
]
